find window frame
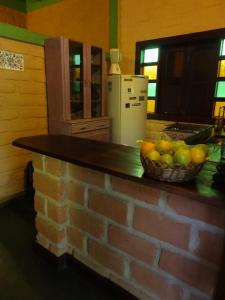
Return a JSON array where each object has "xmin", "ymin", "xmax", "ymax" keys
[{"xmin": 135, "ymin": 28, "xmax": 225, "ymax": 124}]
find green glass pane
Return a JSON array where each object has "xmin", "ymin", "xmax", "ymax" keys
[
  {"xmin": 72, "ymin": 81, "xmax": 80, "ymax": 92},
  {"xmin": 144, "ymin": 48, "xmax": 159, "ymax": 63},
  {"xmin": 140, "ymin": 50, "xmax": 145, "ymax": 64},
  {"xmin": 218, "ymin": 60, "xmax": 225, "ymax": 77},
  {"xmin": 148, "ymin": 83, "xmax": 156, "ymax": 97},
  {"xmin": 144, "ymin": 65, "xmax": 157, "ymax": 80},
  {"xmin": 220, "ymin": 39, "xmax": 225, "ymax": 56},
  {"xmin": 73, "ymin": 54, "xmax": 80, "ymax": 65},
  {"xmin": 215, "ymin": 81, "xmax": 225, "ymax": 97}
]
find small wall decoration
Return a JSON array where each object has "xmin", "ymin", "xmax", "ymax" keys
[{"xmin": 0, "ymin": 50, "xmax": 24, "ymax": 71}]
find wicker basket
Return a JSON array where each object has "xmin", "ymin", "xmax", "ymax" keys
[{"xmin": 140, "ymin": 154, "xmax": 203, "ymax": 182}]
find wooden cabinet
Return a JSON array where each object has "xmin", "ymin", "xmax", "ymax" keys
[{"xmin": 45, "ymin": 37, "xmax": 111, "ymax": 142}]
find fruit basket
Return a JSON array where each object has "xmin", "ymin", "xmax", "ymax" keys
[
  {"xmin": 138, "ymin": 139, "xmax": 207, "ymax": 183},
  {"xmin": 140, "ymin": 154, "xmax": 203, "ymax": 182}
]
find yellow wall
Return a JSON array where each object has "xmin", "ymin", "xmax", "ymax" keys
[
  {"xmin": 119, "ymin": 0, "xmax": 225, "ymax": 74},
  {"xmin": 0, "ymin": 37, "xmax": 47, "ymax": 204},
  {"xmin": 26, "ymin": 0, "xmax": 109, "ymax": 50}
]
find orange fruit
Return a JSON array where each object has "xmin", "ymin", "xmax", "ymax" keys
[
  {"xmin": 160, "ymin": 154, "xmax": 174, "ymax": 167},
  {"xmin": 156, "ymin": 139, "xmax": 173, "ymax": 154},
  {"xmin": 140, "ymin": 142, "xmax": 156, "ymax": 157},
  {"xmin": 193, "ymin": 144, "xmax": 208, "ymax": 155},
  {"xmin": 174, "ymin": 148, "xmax": 192, "ymax": 166},
  {"xmin": 146, "ymin": 150, "xmax": 160, "ymax": 161},
  {"xmin": 191, "ymin": 147, "xmax": 206, "ymax": 165}
]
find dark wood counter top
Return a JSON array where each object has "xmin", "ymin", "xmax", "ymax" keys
[{"xmin": 13, "ymin": 134, "xmax": 225, "ymax": 207}]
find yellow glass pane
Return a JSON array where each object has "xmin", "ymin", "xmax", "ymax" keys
[
  {"xmin": 214, "ymin": 101, "xmax": 225, "ymax": 117},
  {"xmin": 218, "ymin": 60, "xmax": 225, "ymax": 77},
  {"xmin": 144, "ymin": 65, "xmax": 158, "ymax": 80},
  {"xmin": 147, "ymin": 100, "xmax": 155, "ymax": 113}
]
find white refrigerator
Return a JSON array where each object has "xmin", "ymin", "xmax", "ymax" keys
[{"xmin": 107, "ymin": 74, "xmax": 148, "ymax": 147}]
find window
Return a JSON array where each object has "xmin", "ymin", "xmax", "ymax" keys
[
  {"xmin": 214, "ymin": 39, "xmax": 225, "ymax": 117},
  {"xmin": 135, "ymin": 28, "xmax": 225, "ymax": 123},
  {"xmin": 140, "ymin": 48, "xmax": 159, "ymax": 113}
]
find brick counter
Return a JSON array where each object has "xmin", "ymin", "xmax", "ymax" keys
[
  {"xmin": 13, "ymin": 135, "xmax": 225, "ymax": 300},
  {"xmin": 32, "ymin": 153, "xmax": 224, "ymax": 300}
]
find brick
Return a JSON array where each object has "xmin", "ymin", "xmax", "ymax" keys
[
  {"xmin": 133, "ymin": 207, "xmax": 190, "ymax": 249},
  {"xmin": 69, "ymin": 164, "xmax": 104, "ymax": 187},
  {"xmin": 195, "ymin": 231, "xmax": 224, "ymax": 265},
  {"xmin": 108, "ymin": 225, "xmax": 156, "ymax": 264},
  {"xmin": 159, "ymin": 250, "xmax": 218, "ymax": 295},
  {"xmin": 35, "ymin": 216, "xmax": 66, "ymax": 244},
  {"xmin": 32, "ymin": 153, "xmax": 44, "ymax": 170},
  {"xmin": 69, "ymin": 207, "xmax": 104, "ymax": 238},
  {"xmin": 36, "ymin": 233, "xmax": 49, "ymax": 249},
  {"xmin": 66, "ymin": 180, "xmax": 85, "ymax": 205},
  {"xmin": 49, "ymin": 244, "xmax": 67, "ymax": 257},
  {"xmin": 131, "ymin": 262, "xmax": 182, "ymax": 300},
  {"xmin": 45, "ymin": 156, "xmax": 66, "ymax": 177},
  {"xmin": 88, "ymin": 239, "xmax": 124, "ymax": 276},
  {"xmin": 167, "ymin": 194, "xmax": 225, "ymax": 229},
  {"xmin": 88, "ymin": 189, "xmax": 127, "ymax": 225},
  {"xmin": 67, "ymin": 226, "xmax": 85, "ymax": 251},
  {"xmin": 112, "ymin": 176, "xmax": 160, "ymax": 205},
  {"xmin": 33, "ymin": 172, "xmax": 64, "ymax": 201},
  {"xmin": 47, "ymin": 202, "xmax": 68, "ymax": 224},
  {"xmin": 34, "ymin": 193, "xmax": 46, "ymax": 214}
]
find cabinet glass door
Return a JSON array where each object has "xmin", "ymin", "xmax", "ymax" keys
[
  {"xmin": 69, "ymin": 41, "xmax": 84, "ymax": 119},
  {"xmin": 91, "ymin": 47, "xmax": 102, "ymax": 117}
]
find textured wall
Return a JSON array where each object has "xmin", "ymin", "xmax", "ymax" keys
[
  {"xmin": 26, "ymin": 0, "xmax": 109, "ymax": 50},
  {"xmin": 119, "ymin": 0, "xmax": 225, "ymax": 74},
  {"xmin": 33, "ymin": 154, "xmax": 225, "ymax": 300},
  {"xmin": 0, "ymin": 38, "xmax": 47, "ymax": 203}
]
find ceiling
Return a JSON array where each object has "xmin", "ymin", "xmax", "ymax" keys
[{"xmin": 0, "ymin": 0, "xmax": 62, "ymax": 13}]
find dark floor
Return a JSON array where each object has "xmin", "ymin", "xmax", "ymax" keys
[{"xmin": 0, "ymin": 198, "xmax": 124, "ymax": 300}]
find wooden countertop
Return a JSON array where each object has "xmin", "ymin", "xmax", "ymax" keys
[{"xmin": 13, "ymin": 134, "xmax": 225, "ymax": 208}]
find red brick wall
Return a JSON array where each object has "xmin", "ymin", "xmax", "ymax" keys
[{"xmin": 33, "ymin": 154, "xmax": 225, "ymax": 300}]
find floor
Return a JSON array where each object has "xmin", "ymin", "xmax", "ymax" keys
[{"xmin": 0, "ymin": 198, "xmax": 125, "ymax": 300}]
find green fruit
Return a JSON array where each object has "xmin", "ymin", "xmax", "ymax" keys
[
  {"xmin": 172, "ymin": 140, "xmax": 187, "ymax": 152},
  {"xmin": 174, "ymin": 148, "xmax": 192, "ymax": 166},
  {"xmin": 160, "ymin": 154, "xmax": 174, "ymax": 167}
]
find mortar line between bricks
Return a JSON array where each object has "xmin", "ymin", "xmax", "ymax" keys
[
  {"xmin": 68, "ymin": 223, "xmax": 214, "ymax": 299},
  {"xmin": 37, "ymin": 212, "xmax": 67, "ymax": 230},
  {"xmin": 35, "ymin": 167, "xmax": 65, "ymax": 181},
  {"xmin": 98, "ymin": 185, "xmax": 225, "ymax": 235},
  {"xmin": 132, "ymin": 198, "xmax": 225, "ymax": 235},
  {"xmin": 73, "ymin": 245, "xmax": 158, "ymax": 300},
  {"xmin": 127, "ymin": 257, "xmax": 211, "ymax": 300},
  {"xmin": 68, "ymin": 202, "xmax": 219, "ymax": 271},
  {"xmin": 81, "ymin": 212, "xmax": 220, "ymax": 271}
]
